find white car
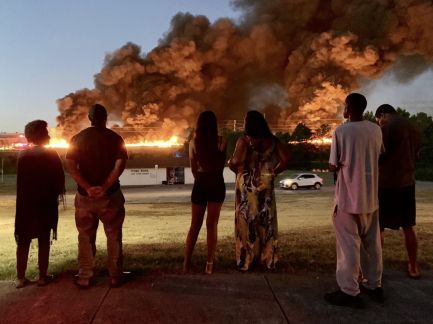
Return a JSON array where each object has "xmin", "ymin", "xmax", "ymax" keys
[{"xmin": 279, "ymin": 173, "xmax": 323, "ymax": 190}]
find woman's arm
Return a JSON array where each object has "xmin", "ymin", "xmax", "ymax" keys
[
  {"xmin": 228, "ymin": 137, "xmax": 247, "ymax": 173},
  {"xmin": 273, "ymin": 140, "xmax": 290, "ymax": 175},
  {"xmin": 189, "ymin": 139, "xmax": 198, "ymax": 178}
]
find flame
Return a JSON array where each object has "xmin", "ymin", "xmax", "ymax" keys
[
  {"xmin": 46, "ymin": 138, "xmax": 70, "ymax": 148},
  {"xmin": 125, "ymin": 136, "xmax": 182, "ymax": 148},
  {"xmin": 289, "ymin": 136, "xmax": 332, "ymax": 146},
  {"xmin": 307, "ymin": 137, "xmax": 332, "ymax": 145},
  {"xmin": 45, "ymin": 130, "xmax": 182, "ymax": 149}
]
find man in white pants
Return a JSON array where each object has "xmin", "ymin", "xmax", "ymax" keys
[{"xmin": 325, "ymin": 93, "xmax": 384, "ymax": 308}]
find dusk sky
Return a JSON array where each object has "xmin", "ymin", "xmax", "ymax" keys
[{"xmin": 1, "ymin": 0, "xmax": 432, "ymax": 133}]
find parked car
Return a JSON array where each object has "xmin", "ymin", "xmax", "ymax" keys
[{"xmin": 279, "ymin": 173, "xmax": 323, "ymax": 190}]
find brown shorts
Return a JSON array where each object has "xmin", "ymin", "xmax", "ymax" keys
[{"xmin": 379, "ymin": 185, "xmax": 416, "ymax": 230}]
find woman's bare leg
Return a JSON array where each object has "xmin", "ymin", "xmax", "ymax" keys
[
  {"xmin": 183, "ymin": 203, "xmax": 206, "ymax": 273},
  {"xmin": 205, "ymin": 202, "xmax": 223, "ymax": 274}
]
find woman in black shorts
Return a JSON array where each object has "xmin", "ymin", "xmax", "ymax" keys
[{"xmin": 183, "ymin": 111, "xmax": 226, "ymax": 274}]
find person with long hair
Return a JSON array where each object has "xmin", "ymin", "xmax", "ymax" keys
[
  {"xmin": 229, "ymin": 110, "xmax": 289, "ymax": 271},
  {"xmin": 15, "ymin": 120, "xmax": 65, "ymax": 288},
  {"xmin": 183, "ymin": 110, "xmax": 227, "ymax": 274}
]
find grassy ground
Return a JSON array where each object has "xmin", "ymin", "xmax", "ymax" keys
[{"xmin": 1, "ymin": 173, "xmax": 433, "ymax": 280}]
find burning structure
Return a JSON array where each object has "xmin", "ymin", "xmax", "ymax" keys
[
  {"xmin": 0, "ymin": 133, "xmax": 27, "ymax": 150},
  {"xmin": 56, "ymin": 0, "xmax": 433, "ymax": 143}
]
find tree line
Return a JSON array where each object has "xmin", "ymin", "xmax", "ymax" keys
[
  {"xmin": 221, "ymin": 108, "xmax": 433, "ymax": 180},
  {"xmin": 1, "ymin": 109, "xmax": 432, "ymax": 181}
]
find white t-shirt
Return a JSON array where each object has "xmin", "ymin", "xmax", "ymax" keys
[{"xmin": 329, "ymin": 120, "xmax": 382, "ymax": 214}]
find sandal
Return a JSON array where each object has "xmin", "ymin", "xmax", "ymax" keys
[
  {"xmin": 205, "ymin": 262, "xmax": 213, "ymax": 275},
  {"xmin": 407, "ymin": 264, "xmax": 421, "ymax": 279},
  {"xmin": 37, "ymin": 274, "xmax": 55, "ymax": 287},
  {"xmin": 15, "ymin": 278, "xmax": 30, "ymax": 289}
]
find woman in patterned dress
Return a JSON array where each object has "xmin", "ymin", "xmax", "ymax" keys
[{"xmin": 229, "ymin": 111, "xmax": 289, "ymax": 271}]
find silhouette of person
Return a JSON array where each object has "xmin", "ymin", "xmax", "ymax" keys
[
  {"xmin": 15, "ymin": 120, "xmax": 65, "ymax": 288},
  {"xmin": 375, "ymin": 104, "xmax": 422, "ymax": 279},
  {"xmin": 325, "ymin": 93, "xmax": 383, "ymax": 308},
  {"xmin": 229, "ymin": 110, "xmax": 289, "ymax": 271},
  {"xmin": 184, "ymin": 110, "xmax": 227, "ymax": 274},
  {"xmin": 66, "ymin": 104, "xmax": 128, "ymax": 288}
]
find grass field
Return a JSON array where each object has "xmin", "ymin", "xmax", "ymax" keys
[{"xmin": 1, "ymin": 172, "xmax": 433, "ymax": 280}]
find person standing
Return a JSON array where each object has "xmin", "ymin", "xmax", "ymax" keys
[
  {"xmin": 66, "ymin": 104, "xmax": 128, "ymax": 288},
  {"xmin": 15, "ymin": 120, "xmax": 65, "ymax": 288},
  {"xmin": 325, "ymin": 93, "xmax": 383, "ymax": 308},
  {"xmin": 229, "ymin": 110, "xmax": 289, "ymax": 271},
  {"xmin": 183, "ymin": 111, "xmax": 227, "ymax": 275},
  {"xmin": 375, "ymin": 104, "xmax": 422, "ymax": 279}
]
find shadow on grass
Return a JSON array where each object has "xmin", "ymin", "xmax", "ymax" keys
[
  {"xmin": 3, "ymin": 224, "xmax": 433, "ymax": 280},
  {"xmin": 46, "ymin": 228, "xmax": 339, "ymax": 278}
]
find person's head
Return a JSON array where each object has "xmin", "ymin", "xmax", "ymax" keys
[
  {"xmin": 375, "ymin": 104, "xmax": 397, "ymax": 127},
  {"xmin": 24, "ymin": 120, "xmax": 50, "ymax": 145},
  {"xmin": 196, "ymin": 110, "xmax": 218, "ymax": 138},
  {"xmin": 343, "ymin": 93, "xmax": 367, "ymax": 121},
  {"xmin": 244, "ymin": 110, "xmax": 273, "ymax": 138},
  {"xmin": 194, "ymin": 110, "xmax": 219, "ymax": 166},
  {"xmin": 88, "ymin": 104, "xmax": 108, "ymax": 127}
]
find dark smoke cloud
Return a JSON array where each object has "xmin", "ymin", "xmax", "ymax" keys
[{"xmin": 57, "ymin": 0, "xmax": 433, "ymax": 140}]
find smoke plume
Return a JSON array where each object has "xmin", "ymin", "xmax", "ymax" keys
[{"xmin": 57, "ymin": 0, "xmax": 433, "ymax": 140}]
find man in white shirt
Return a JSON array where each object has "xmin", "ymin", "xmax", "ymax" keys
[{"xmin": 325, "ymin": 93, "xmax": 384, "ymax": 308}]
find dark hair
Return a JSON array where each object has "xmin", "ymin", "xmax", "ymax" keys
[
  {"xmin": 375, "ymin": 104, "xmax": 396, "ymax": 117},
  {"xmin": 244, "ymin": 110, "xmax": 273, "ymax": 138},
  {"xmin": 345, "ymin": 93, "xmax": 367, "ymax": 115},
  {"xmin": 24, "ymin": 120, "xmax": 48, "ymax": 144},
  {"xmin": 88, "ymin": 103, "xmax": 107, "ymax": 126},
  {"xmin": 195, "ymin": 110, "xmax": 220, "ymax": 168}
]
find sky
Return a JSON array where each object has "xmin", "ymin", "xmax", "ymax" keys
[{"xmin": 1, "ymin": 0, "xmax": 432, "ymax": 133}]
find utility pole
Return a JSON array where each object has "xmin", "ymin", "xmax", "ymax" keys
[{"xmin": 1, "ymin": 157, "xmax": 4, "ymax": 184}]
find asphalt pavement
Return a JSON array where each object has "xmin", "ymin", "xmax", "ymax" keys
[{"xmin": 1, "ymin": 270, "xmax": 433, "ymax": 324}]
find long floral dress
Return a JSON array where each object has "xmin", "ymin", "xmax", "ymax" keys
[{"xmin": 235, "ymin": 137, "xmax": 278, "ymax": 271}]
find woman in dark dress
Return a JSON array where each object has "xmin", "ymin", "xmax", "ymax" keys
[
  {"xmin": 15, "ymin": 120, "xmax": 65, "ymax": 288},
  {"xmin": 183, "ymin": 111, "xmax": 227, "ymax": 274}
]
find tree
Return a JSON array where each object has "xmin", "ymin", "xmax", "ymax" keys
[
  {"xmin": 275, "ymin": 132, "xmax": 291, "ymax": 147},
  {"xmin": 363, "ymin": 111, "xmax": 375, "ymax": 122},
  {"xmin": 315, "ymin": 124, "xmax": 331, "ymax": 138},
  {"xmin": 396, "ymin": 107, "xmax": 411, "ymax": 118},
  {"xmin": 409, "ymin": 112, "xmax": 433, "ymax": 133},
  {"xmin": 290, "ymin": 123, "xmax": 312, "ymax": 142}
]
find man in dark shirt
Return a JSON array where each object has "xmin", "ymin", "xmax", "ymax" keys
[
  {"xmin": 375, "ymin": 104, "xmax": 422, "ymax": 279},
  {"xmin": 66, "ymin": 104, "xmax": 128, "ymax": 288}
]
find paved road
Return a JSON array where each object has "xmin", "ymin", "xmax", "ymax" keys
[{"xmin": 1, "ymin": 270, "xmax": 433, "ymax": 324}]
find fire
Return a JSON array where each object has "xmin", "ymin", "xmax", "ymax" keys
[
  {"xmin": 46, "ymin": 128, "xmax": 183, "ymax": 149},
  {"xmin": 124, "ymin": 136, "xmax": 182, "ymax": 148},
  {"xmin": 289, "ymin": 136, "xmax": 332, "ymax": 146},
  {"xmin": 47, "ymin": 138, "xmax": 69, "ymax": 149},
  {"xmin": 307, "ymin": 137, "xmax": 332, "ymax": 145}
]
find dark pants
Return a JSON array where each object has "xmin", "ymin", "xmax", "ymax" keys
[{"xmin": 16, "ymin": 235, "xmax": 50, "ymax": 279}]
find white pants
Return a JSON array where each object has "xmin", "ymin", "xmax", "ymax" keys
[{"xmin": 333, "ymin": 206, "xmax": 383, "ymax": 296}]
